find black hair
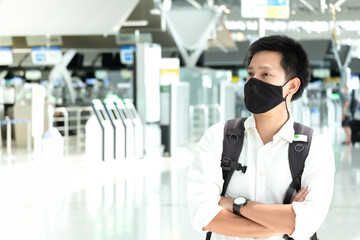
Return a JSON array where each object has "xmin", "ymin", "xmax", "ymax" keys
[{"xmin": 246, "ymin": 35, "xmax": 311, "ymax": 101}]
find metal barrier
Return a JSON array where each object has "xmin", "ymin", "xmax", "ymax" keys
[
  {"xmin": 53, "ymin": 107, "xmax": 69, "ymax": 152},
  {"xmin": 0, "ymin": 117, "xmax": 31, "ymax": 159},
  {"xmin": 74, "ymin": 106, "xmax": 93, "ymax": 152},
  {"xmin": 53, "ymin": 106, "xmax": 93, "ymax": 152},
  {"xmin": 189, "ymin": 104, "xmax": 220, "ymax": 143}
]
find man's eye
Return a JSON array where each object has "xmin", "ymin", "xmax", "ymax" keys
[
  {"xmin": 248, "ymin": 72, "xmax": 254, "ymax": 76},
  {"xmin": 263, "ymin": 73, "xmax": 270, "ymax": 76}
]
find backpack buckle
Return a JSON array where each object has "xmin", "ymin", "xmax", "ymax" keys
[
  {"xmin": 237, "ymin": 163, "xmax": 247, "ymax": 174},
  {"xmin": 221, "ymin": 157, "xmax": 247, "ymax": 173},
  {"xmin": 220, "ymin": 157, "xmax": 232, "ymax": 171},
  {"xmin": 283, "ymin": 234, "xmax": 293, "ymax": 240}
]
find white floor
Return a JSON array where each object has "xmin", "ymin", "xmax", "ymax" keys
[{"xmin": 0, "ymin": 126, "xmax": 360, "ymax": 240}]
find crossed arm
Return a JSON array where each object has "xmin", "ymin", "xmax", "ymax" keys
[{"xmin": 203, "ymin": 187, "xmax": 309, "ymax": 238}]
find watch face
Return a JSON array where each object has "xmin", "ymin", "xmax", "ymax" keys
[{"xmin": 234, "ymin": 197, "xmax": 246, "ymax": 205}]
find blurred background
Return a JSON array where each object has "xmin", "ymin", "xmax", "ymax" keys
[{"xmin": 0, "ymin": 0, "xmax": 359, "ymax": 239}]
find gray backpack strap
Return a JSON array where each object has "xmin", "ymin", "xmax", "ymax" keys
[
  {"xmin": 283, "ymin": 122, "xmax": 313, "ymax": 204},
  {"xmin": 206, "ymin": 118, "xmax": 247, "ymax": 240},
  {"xmin": 220, "ymin": 118, "xmax": 247, "ymax": 196},
  {"xmin": 283, "ymin": 122, "xmax": 317, "ymax": 240}
]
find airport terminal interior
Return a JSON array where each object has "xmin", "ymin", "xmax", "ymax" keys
[{"xmin": 0, "ymin": 0, "xmax": 360, "ymax": 239}]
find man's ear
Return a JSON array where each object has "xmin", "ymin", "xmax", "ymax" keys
[{"xmin": 288, "ymin": 77, "xmax": 301, "ymax": 95}]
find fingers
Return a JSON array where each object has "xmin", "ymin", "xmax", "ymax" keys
[
  {"xmin": 291, "ymin": 186, "xmax": 309, "ymax": 203},
  {"xmin": 297, "ymin": 188, "xmax": 309, "ymax": 202}
]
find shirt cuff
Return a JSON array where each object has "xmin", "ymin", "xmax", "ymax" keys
[{"xmin": 289, "ymin": 202, "xmax": 311, "ymax": 240}]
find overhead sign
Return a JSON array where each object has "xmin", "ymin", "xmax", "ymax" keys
[
  {"xmin": 0, "ymin": 37, "xmax": 13, "ymax": 46},
  {"xmin": 241, "ymin": 0, "xmax": 289, "ymax": 19},
  {"xmin": 0, "ymin": 47, "xmax": 13, "ymax": 65},
  {"xmin": 31, "ymin": 46, "xmax": 63, "ymax": 65},
  {"xmin": 26, "ymin": 36, "xmax": 63, "ymax": 47},
  {"xmin": 115, "ymin": 33, "xmax": 152, "ymax": 45},
  {"xmin": 241, "ymin": 0, "xmax": 267, "ymax": 18},
  {"xmin": 25, "ymin": 70, "xmax": 42, "ymax": 81},
  {"xmin": 120, "ymin": 46, "xmax": 135, "ymax": 65}
]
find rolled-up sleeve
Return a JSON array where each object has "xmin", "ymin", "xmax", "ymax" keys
[
  {"xmin": 187, "ymin": 122, "xmax": 225, "ymax": 232},
  {"xmin": 289, "ymin": 133, "xmax": 336, "ymax": 239}
]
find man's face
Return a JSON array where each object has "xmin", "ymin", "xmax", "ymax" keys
[{"xmin": 247, "ymin": 50, "xmax": 287, "ymax": 86}]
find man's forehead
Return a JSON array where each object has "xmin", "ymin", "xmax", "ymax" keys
[{"xmin": 248, "ymin": 51, "xmax": 283, "ymax": 70}]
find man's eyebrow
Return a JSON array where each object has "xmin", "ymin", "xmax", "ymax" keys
[{"xmin": 247, "ymin": 66, "xmax": 274, "ymax": 70}]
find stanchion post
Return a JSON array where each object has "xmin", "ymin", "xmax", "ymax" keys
[{"xmin": 5, "ymin": 116, "xmax": 11, "ymax": 157}]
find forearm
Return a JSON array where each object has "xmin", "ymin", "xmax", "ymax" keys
[
  {"xmin": 240, "ymin": 201, "xmax": 295, "ymax": 235},
  {"xmin": 204, "ymin": 209, "xmax": 280, "ymax": 238}
]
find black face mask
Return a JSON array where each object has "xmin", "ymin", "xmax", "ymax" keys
[{"xmin": 244, "ymin": 77, "xmax": 289, "ymax": 114}]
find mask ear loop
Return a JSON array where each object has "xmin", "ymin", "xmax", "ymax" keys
[
  {"xmin": 282, "ymin": 79, "xmax": 292, "ymax": 119},
  {"xmin": 284, "ymin": 94, "xmax": 290, "ymax": 119}
]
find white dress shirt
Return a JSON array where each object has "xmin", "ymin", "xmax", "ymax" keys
[{"xmin": 187, "ymin": 114, "xmax": 335, "ymax": 240}]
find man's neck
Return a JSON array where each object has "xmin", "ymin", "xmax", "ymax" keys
[{"xmin": 253, "ymin": 105, "xmax": 289, "ymax": 145}]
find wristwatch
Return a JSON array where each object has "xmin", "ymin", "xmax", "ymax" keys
[{"xmin": 233, "ymin": 197, "xmax": 248, "ymax": 216}]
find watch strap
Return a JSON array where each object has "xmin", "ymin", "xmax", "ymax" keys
[
  {"xmin": 233, "ymin": 204, "xmax": 242, "ymax": 216},
  {"xmin": 233, "ymin": 197, "xmax": 247, "ymax": 217}
]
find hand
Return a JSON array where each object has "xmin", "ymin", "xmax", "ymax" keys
[
  {"xmin": 219, "ymin": 196, "xmax": 234, "ymax": 211},
  {"xmin": 291, "ymin": 187, "xmax": 309, "ymax": 203}
]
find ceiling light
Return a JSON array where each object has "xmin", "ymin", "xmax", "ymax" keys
[
  {"xmin": 219, "ymin": 4, "xmax": 231, "ymax": 14},
  {"xmin": 112, "ymin": 25, "xmax": 120, "ymax": 32},
  {"xmin": 122, "ymin": 20, "xmax": 149, "ymax": 27},
  {"xmin": 150, "ymin": 8, "xmax": 161, "ymax": 15}
]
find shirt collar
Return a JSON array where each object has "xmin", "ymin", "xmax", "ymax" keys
[
  {"xmin": 244, "ymin": 114, "xmax": 256, "ymax": 131},
  {"xmin": 244, "ymin": 114, "xmax": 295, "ymax": 143},
  {"xmin": 276, "ymin": 115, "xmax": 295, "ymax": 143}
]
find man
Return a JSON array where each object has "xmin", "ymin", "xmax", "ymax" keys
[
  {"xmin": 187, "ymin": 35, "xmax": 335, "ymax": 240},
  {"xmin": 340, "ymin": 84, "xmax": 351, "ymax": 145}
]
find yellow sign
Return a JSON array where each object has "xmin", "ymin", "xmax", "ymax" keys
[
  {"xmin": 267, "ymin": 6, "xmax": 289, "ymax": 19},
  {"xmin": 267, "ymin": 0, "xmax": 289, "ymax": 19},
  {"xmin": 160, "ymin": 68, "xmax": 180, "ymax": 76}
]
